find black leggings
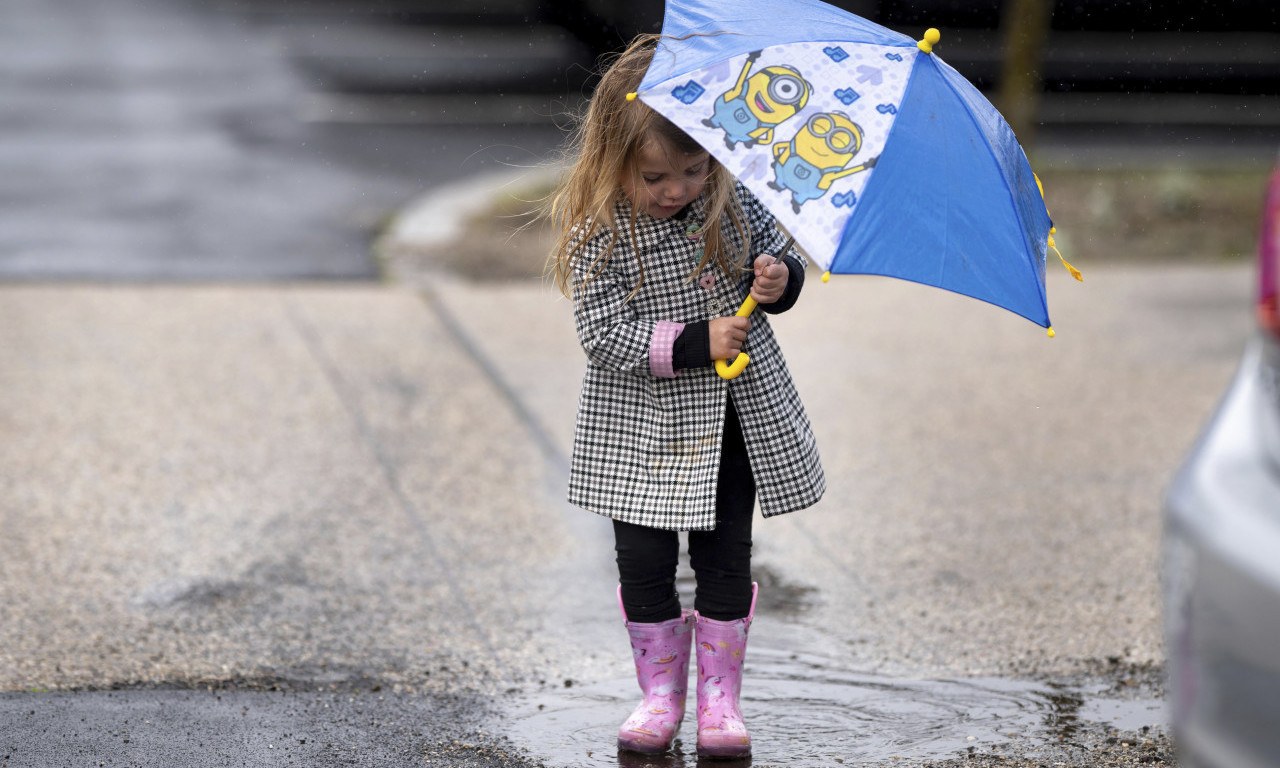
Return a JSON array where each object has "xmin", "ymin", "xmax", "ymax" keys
[{"xmin": 614, "ymin": 398, "xmax": 755, "ymax": 623}]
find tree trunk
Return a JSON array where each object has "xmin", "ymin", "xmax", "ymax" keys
[{"xmin": 998, "ymin": 0, "xmax": 1052, "ymax": 150}]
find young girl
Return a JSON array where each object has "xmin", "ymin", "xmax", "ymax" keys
[{"xmin": 548, "ymin": 35, "xmax": 825, "ymax": 758}]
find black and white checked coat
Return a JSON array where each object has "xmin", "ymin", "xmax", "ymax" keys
[{"xmin": 567, "ymin": 183, "xmax": 825, "ymax": 531}]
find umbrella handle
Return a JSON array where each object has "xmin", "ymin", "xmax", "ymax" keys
[
  {"xmin": 714, "ymin": 238, "xmax": 794, "ymax": 380},
  {"xmin": 714, "ymin": 295, "xmax": 758, "ymax": 380}
]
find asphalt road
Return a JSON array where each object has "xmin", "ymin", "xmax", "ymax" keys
[{"xmin": 0, "ymin": 0, "xmax": 564, "ymax": 281}]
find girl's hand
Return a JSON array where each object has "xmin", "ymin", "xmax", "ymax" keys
[
  {"xmin": 709, "ymin": 316, "xmax": 750, "ymax": 360},
  {"xmin": 750, "ymin": 255, "xmax": 788, "ymax": 304}
]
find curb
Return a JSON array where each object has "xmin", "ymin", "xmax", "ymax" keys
[{"xmin": 377, "ymin": 167, "xmax": 559, "ymax": 255}]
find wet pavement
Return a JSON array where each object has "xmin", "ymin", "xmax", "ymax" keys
[
  {"xmin": 1, "ymin": 262, "xmax": 1253, "ymax": 766},
  {"xmin": 509, "ymin": 653, "xmax": 1165, "ymax": 766},
  {"xmin": 414, "ymin": 264, "xmax": 1247, "ymax": 767},
  {"xmin": 0, "ymin": 285, "xmax": 590, "ymax": 767},
  {"xmin": 1, "ymin": 687, "xmax": 524, "ymax": 768}
]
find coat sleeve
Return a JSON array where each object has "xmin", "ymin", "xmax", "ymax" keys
[
  {"xmin": 571, "ymin": 230, "xmax": 682, "ymax": 378},
  {"xmin": 738, "ymin": 183, "xmax": 807, "ymax": 314}
]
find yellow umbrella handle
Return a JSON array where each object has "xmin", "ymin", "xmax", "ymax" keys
[
  {"xmin": 714, "ymin": 235, "xmax": 795, "ymax": 381},
  {"xmin": 714, "ymin": 295, "xmax": 758, "ymax": 380}
]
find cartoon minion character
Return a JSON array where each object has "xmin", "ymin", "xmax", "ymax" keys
[
  {"xmin": 702, "ymin": 50, "xmax": 811, "ymax": 150},
  {"xmin": 768, "ymin": 112, "xmax": 878, "ymax": 212}
]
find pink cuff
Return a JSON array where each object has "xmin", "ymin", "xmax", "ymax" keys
[{"xmin": 648, "ymin": 321, "xmax": 686, "ymax": 379}]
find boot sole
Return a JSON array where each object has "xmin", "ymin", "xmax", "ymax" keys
[
  {"xmin": 696, "ymin": 741, "xmax": 752, "ymax": 759},
  {"xmin": 617, "ymin": 738, "xmax": 675, "ymax": 755}
]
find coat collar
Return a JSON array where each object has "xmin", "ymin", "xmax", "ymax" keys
[{"xmin": 612, "ymin": 194, "xmax": 708, "ymax": 253}]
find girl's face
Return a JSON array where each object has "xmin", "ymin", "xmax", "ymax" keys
[{"xmin": 622, "ymin": 139, "xmax": 710, "ymax": 219}]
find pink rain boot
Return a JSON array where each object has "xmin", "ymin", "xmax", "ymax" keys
[
  {"xmin": 616, "ymin": 586, "xmax": 694, "ymax": 754},
  {"xmin": 694, "ymin": 582, "xmax": 758, "ymax": 759}
]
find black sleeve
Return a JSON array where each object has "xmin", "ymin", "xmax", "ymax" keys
[
  {"xmin": 757, "ymin": 254, "xmax": 805, "ymax": 314},
  {"xmin": 672, "ymin": 320, "xmax": 712, "ymax": 370}
]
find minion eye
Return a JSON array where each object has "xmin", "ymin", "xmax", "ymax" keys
[{"xmin": 768, "ymin": 75, "xmax": 804, "ymax": 105}]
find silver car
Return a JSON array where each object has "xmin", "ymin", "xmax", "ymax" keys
[{"xmin": 1163, "ymin": 162, "xmax": 1280, "ymax": 768}]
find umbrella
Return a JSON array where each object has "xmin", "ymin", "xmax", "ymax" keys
[{"xmin": 627, "ymin": 0, "xmax": 1081, "ymax": 378}]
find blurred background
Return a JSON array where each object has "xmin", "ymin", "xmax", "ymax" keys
[
  {"xmin": 4, "ymin": 0, "xmax": 1278, "ymax": 281},
  {"xmin": 274, "ymin": 0, "xmax": 1280, "ymax": 154}
]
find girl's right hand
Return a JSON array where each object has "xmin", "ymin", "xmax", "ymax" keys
[{"xmin": 709, "ymin": 316, "xmax": 751, "ymax": 361}]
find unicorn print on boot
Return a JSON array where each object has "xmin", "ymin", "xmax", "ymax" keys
[
  {"xmin": 616, "ymin": 587, "xmax": 694, "ymax": 754},
  {"xmin": 694, "ymin": 583, "xmax": 758, "ymax": 758}
]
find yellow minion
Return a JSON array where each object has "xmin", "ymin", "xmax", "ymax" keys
[
  {"xmin": 768, "ymin": 112, "xmax": 877, "ymax": 212},
  {"xmin": 702, "ymin": 50, "xmax": 811, "ymax": 150}
]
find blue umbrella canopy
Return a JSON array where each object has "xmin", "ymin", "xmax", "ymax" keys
[{"xmin": 633, "ymin": 0, "xmax": 1066, "ymax": 331}]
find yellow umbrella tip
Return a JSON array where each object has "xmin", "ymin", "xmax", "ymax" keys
[
  {"xmin": 917, "ymin": 28, "xmax": 941, "ymax": 53},
  {"xmin": 625, "ymin": 92, "xmax": 638, "ymax": 101},
  {"xmin": 821, "ymin": 271, "xmax": 831, "ymax": 283},
  {"xmin": 1047, "ymin": 327, "xmax": 1056, "ymax": 338}
]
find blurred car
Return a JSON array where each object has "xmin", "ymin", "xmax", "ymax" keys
[{"xmin": 1163, "ymin": 160, "xmax": 1280, "ymax": 768}]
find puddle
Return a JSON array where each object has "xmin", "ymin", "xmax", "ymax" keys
[{"xmin": 505, "ymin": 649, "xmax": 1165, "ymax": 767}]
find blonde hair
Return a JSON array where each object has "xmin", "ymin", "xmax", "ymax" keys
[{"xmin": 547, "ymin": 34, "xmax": 750, "ymax": 299}]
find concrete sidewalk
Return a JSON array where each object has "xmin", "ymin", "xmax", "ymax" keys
[
  {"xmin": 0, "ymin": 284, "xmax": 610, "ymax": 691},
  {"xmin": 0, "ymin": 258, "xmax": 1254, "ymax": 765},
  {"xmin": 0, "ymin": 282, "xmax": 617, "ymax": 766},
  {"xmin": 429, "ymin": 263, "xmax": 1253, "ymax": 677}
]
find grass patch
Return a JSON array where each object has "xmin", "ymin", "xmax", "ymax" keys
[
  {"xmin": 1037, "ymin": 167, "xmax": 1268, "ymax": 265},
  {"xmin": 382, "ymin": 175, "xmax": 556, "ymax": 284},
  {"xmin": 388, "ymin": 166, "xmax": 1270, "ymax": 284}
]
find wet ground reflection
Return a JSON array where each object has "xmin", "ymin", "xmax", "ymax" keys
[{"xmin": 506, "ymin": 648, "xmax": 1164, "ymax": 767}]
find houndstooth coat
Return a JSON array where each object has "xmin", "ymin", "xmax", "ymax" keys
[{"xmin": 567, "ymin": 183, "xmax": 825, "ymax": 531}]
